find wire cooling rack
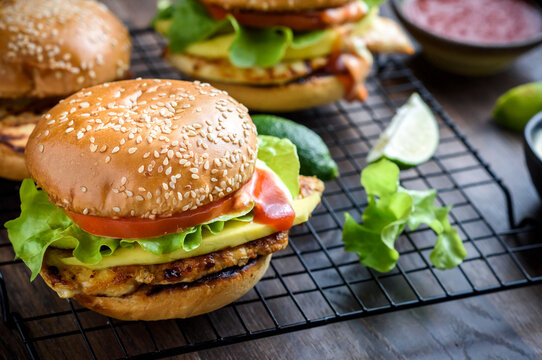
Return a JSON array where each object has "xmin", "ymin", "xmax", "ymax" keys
[{"xmin": 1, "ymin": 27, "xmax": 542, "ymax": 359}]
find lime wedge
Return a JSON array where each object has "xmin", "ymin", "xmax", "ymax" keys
[{"xmin": 367, "ymin": 93, "xmax": 439, "ymax": 168}]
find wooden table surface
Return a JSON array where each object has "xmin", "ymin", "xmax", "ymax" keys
[{"xmin": 2, "ymin": 1, "xmax": 542, "ymax": 359}]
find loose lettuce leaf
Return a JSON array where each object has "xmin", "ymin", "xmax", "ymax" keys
[
  {"xmin": 398, "ymin": 187, "xmax": 466, "ymax": 268},
  {"xmin": 153, "ymin": 0, "xmax": 323, "ymax": 67},
  {"xmin": 4, "ymin": 180, "xmax": 254, "ymax": 280},
  {"xmin": 343, "ymin": 214, "xmax": 399, "ymax": 273},
  {"xmin": 342, "ymin": 159, "xmax": 466, "ymax": 272},
  {"xmin": 431, "ymin": 220, "xmax": 466, "ymax": 269},
  {"xmin": 361, "ymin": 158, "xmax": 399, "ymax": 198},
  {"xmin": 257, "ymin": 135, "xmax": 300, "ymax": 198}
]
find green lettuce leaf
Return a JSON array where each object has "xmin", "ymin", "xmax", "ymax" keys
[
  {"xmin": 228, "ymin": 17, "xmax": 292, "ymax": 68},
  {"xmin": 5, "ymin": 179, "xmax": 73, "ymax": 280},
  {"xmin": 257, "ymin": 135, "xmax": 300, "ymax": 198},
  {"xmin": 154, "ymin": 0, "xmax": 324, "ymax": 68},
  {"xmin": 168, "ymin": 0, "xmax": 230, "ymax": 53},
  {"xmin": 151, "ymin": 0, "xmax": 175, "ymax": 26},
  {"xmin": 361, "ymin": 158, "xmax": 399, "ymax": 198},
  {"xmin": 398, "ymin": 187, "xmax": 466, "ymax": 268},
  {"xmin": 119, "ymin": 209, "xmax": 253, "ymax": 255},
  {"xmin": 363, "ymin": 0, "xmax": 386, "ymax": 9},
  {"xmin": 4, "ymin": 180, "xmax": 254, "ymax": 280},
  {"xmin": 343, "ymin": 213, "xmax": 399, "ymax": 273},
  {"xmin": 342, "ymin": 159, "xmax": 466, "ymax": 272}
]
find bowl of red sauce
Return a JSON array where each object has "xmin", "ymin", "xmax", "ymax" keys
[{"xmin": 391, "ymin": 0, "xmax": 542, "ymax": 75}]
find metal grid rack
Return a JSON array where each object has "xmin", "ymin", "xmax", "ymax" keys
[{"xmin": 0, "ymin": 27, "xmax": 541, "ymax": 359}]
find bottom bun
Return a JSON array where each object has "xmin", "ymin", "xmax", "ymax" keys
[
  {"xmin": 208, "ymin": 75, "xmax": 347, "ymax": 112},
  {"xmin": 74, "ymin": 255, "xmax": 272, "ymax": 321}
]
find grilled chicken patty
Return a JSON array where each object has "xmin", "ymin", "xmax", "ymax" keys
[
  {"xmin": 165, "ymin": 51, "xmax": 329, "ymax": 85},
  {"xmin": 42, "ymin": 231, "xmax": 288, "ymax": 298}
]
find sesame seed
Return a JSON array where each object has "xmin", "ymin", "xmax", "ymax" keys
[
  {"xmin": 113, "ymin": 207, "xmax": 121, "ymax": 213},
  {"xmin": 121, "ymin": 177, "xmax": 127, "ymax": 185},
  {"xmin": 138, "ymin": 165, "xmax": 144, "ymax": 173},
  {"xmin": 105, "ymin": 156, "xmax": 111, "ymax": 163},
  {"xmin": 191, "ymin": 174, "xmax": 200, "ymax": 180},
  {"xmin": 83, "ymin": 208, "xmax": 89, "ymax": 215},
  {"xmin": 128, "ymin": 147, "xmax": 137, "ymax": 154},
  {"xmin": 112, "ymin": 146, "xmax": 120, "ymax": 153},
  {"xmin": 81, "ymin": 186, "xmax": 87, "ymax": 192},
  {"xmin": 39, "ymin": 144, "xmax": 44, "ymax": 152},
  {"xmin": 65, "ymin": 127, "xmax": 74, "ymax": 133}
]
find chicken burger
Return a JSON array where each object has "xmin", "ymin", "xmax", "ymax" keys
[{"xmin": 6, "ymin": 79, "xmax": 324, "ymax": 320}]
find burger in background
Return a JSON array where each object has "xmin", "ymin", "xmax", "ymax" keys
[
  {"xmin": 152, "ymin": 0, "xmax": 413, "ymax": 112},
  {"xmin": 0, "ymin": 0, "xmax": 131, "ymax": 180},
  {"xmin": 5, "ymin": 79, "xmax": 324, "ymax": 320}
]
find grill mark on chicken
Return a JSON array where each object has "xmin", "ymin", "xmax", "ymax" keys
[{"xmin": 146, "ymin": 257, "xmax": 258, "ymax": 297}]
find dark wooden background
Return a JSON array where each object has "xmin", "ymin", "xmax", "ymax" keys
[{"xmin": 1, "ymin": 1, "xmax": 542, "ymax": 359}]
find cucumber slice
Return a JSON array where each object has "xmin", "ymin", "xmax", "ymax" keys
[
  {"xmin": 252, "ymin": 115, "xmax": 339, "ymax": 181},
  {"xmin": 367, "ymin": 93, "xmax": 438, "ymax": 168}
]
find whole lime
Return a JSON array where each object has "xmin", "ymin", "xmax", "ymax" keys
[{"xmin": 493, "ymin": 82, "xmax": 542, "ymax": 132}]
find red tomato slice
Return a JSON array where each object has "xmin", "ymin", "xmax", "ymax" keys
[
  {"xmin": 204, "ymin": 2, "xmax": 367, "ymax": 31},
  {"xmin": 66, "ymin": 191, "xmax": 249, "ymax": 239},
  {"xmin": 67, "ymin": 167, "xmax": 296, "ymax": 239}
]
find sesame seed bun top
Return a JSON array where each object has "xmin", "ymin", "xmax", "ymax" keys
[
  {"xmin": 0, "ymin": 0, "xmax": 131, "ymax": 99},
  {"xmin": 26, "ymin": 79, "xmax": 258, "ymax": 219}
]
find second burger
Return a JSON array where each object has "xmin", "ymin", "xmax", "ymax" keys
[
  {"xmin": 153, "ymin": 0, "xmax": 384, "ymax": 112},
  {"xmin": 0, "ymin": 0, "xmax": 131, "ymax": 180}
]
